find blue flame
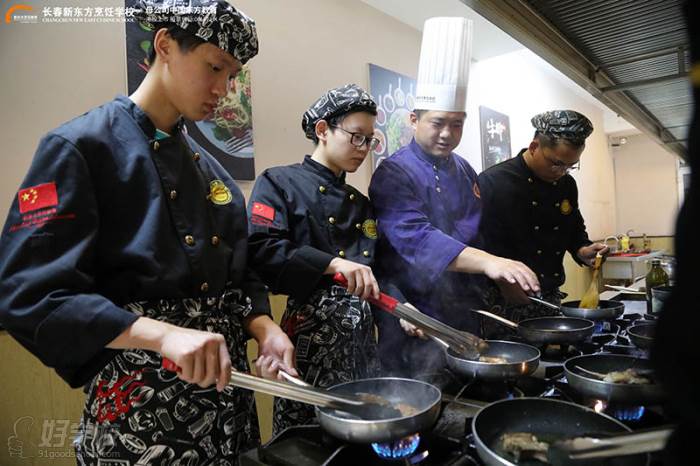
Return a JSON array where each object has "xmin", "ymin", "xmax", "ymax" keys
[
  {"xmin": 612, "ymin": 405, "xmax": 646, "ymax": 421},
  {"xmin": 371, "ymin": 433, "xmax": 420, "ymax": 459}
]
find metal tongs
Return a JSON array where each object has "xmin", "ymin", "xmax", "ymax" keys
[
  {"xmin": 547, "ymin": 427, "xmax": 674, "ymax": 464},
  {"xmin": 333, "ymin": 273, "xmax": 488, "ymax": 359},
  {"xmin": 161, "ymin": 358, "xmax": 401, "ymax": 419}
]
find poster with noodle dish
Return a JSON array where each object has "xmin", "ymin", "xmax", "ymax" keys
[
  {"xmin": 368, "ymin": 64, "xmax": 416, "ymax": 171},
  {"xmin": 124, "ymin": 0, "xmax": 256, "ymax": 180}
]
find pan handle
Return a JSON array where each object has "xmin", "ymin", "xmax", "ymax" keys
[
  {"xmin": 473, "ymin": 310, "xmax": 519, "ymax": 329},
  {"xmin": 528, "ymin": 296, "xmax": 562, "ymax": 311}
]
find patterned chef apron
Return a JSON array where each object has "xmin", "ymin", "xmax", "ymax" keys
[
  {"xmin": 272, "ymin": 284, "xmax": 380, "ymax": 435},
  {"xmin": 74, "ymin": 286, "xmax": 260, "ymax": 466}
]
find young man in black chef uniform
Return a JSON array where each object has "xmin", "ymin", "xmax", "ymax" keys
[
  {"xmin": 478, "ymin": 111, "xmax": 609, "ymax": 330},
  {"xmin": 0, "ymin": 1, "xmax": 294, "ymax": 462},
  {"xmin": 247, "ymin": 84, "xmax": 382, "ymax": 433}
]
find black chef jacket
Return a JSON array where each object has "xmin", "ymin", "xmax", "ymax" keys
[
  {"xmin": 478, "ymin": 149, "xmax": 592, "ymax": 292},
  {"xmin": 0, "ymin": 95, "xmax": 270, "ymax": 387},
  {"xmin": 247, "ymin": 155, "xmax": 376, "ymax": 301}
]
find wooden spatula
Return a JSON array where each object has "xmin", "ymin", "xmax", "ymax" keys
[{"xmin": 579, "ymin": 252, "xmax": 603, "ymax": 309}]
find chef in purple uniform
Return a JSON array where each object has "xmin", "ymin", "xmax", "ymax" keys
[{"xmin": 369, "ymin": 17, "xmax": 540, "ymax": 377}]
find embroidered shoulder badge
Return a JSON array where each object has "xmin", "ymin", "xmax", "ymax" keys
[
  {"xmin": 560, "ymin": 198, "xmax": 572, "ymax": 215},
  {"xmin": 209, "ymin": 180, "xmax": 233, "ymax": 205},
  {"xmin": 362, "ymin": 219, "xmax": 378, "ymax": 239}
]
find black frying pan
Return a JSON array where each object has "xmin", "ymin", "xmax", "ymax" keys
[
  {"xmin": 627, "ymin": 323, "xmax": 655, "ymax": 350},
  {"xmin": 476, "ymin": 310, "xmax": 595, "ymax": 345},
  {"xmin": 561, "ymin": 300, "xmax": 626, "ymax": 321},
  {"xmin": 436, "ymin": 339, "xmax": 540, "ymax": 381},
  {"xmin": 564, "ymin": 354, "xmax": 665, "ymax": 405},
  {"xmin": 472, "ymin": 398, "xmax": 648, "ymax": 466}
]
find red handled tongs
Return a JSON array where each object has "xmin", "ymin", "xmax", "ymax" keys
[{"xmin": 333, "ymin": 273, "xmax": 488, "ymax": 359}]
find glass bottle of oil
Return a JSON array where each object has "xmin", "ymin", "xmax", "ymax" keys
[{"xmin": 645, "ymin": 259, "xmax": 669, "ymax": 313}]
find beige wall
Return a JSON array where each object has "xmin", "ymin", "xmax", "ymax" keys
[{"xmin": 612, "ymin": 133, "xmax": 680, "ymax": 236}]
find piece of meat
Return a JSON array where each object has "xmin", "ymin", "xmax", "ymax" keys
[
  {"xmin": 499, "ymin": 432, "xmax": 550, "ymax": 463},
  {"xmin": 603, "ymin": 368, "xmax": 651, "ymax": 384},
  {"xmin": 479, "ymin": 356, "xmax": 508, "ymax": 364}
]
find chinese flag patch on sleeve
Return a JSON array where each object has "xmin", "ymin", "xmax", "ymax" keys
[
  {"xmin": 251, "ymin": 202, "xmax": 275, "ymax": 221},
  {"xmin": 18, "ymin": 182, "xmax": 59, "ymax": 214}
]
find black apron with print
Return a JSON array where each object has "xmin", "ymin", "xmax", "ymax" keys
[
  {"xmin": 272, "ymin": 285, "xmax": 380, "ymax": 434},
  {"xmin": 74, "ymin": 287, "xmax": 260, "ymax": 466}
]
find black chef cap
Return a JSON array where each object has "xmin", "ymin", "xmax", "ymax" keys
[
  {"xmin": 531, "ymin": 110, "xmax": 594, "ymax": 145},
  {"xmin": 302, "ymin": 84, "xmax": 377, "ymax": 140},
  {"xmin": 132, "ymin": 0, "xmax": 258, "ymax": 65}
]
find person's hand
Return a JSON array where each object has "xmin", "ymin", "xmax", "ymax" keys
[
  {"xmin": 400, "ymin": 319, "xmax": 426, "ymax": 339},
  {"xmin": 399, "ymin": 303, "xmax": 426, "ymax": 338},
  {"xmin": 159, "ymin": 326, "xmax": 232, "ymax": 392},
  {"xmin": 577, "ymin": 243, "xmax": 610, "ymax": 266},
  {"xmin": 326, "ymin": 257, "xmax": 380, "ymax": 300},
  {"xmin": 255, "ymin": 326, "xmax": 298, "ymax": 381},
  {"xmin": 483, "ymin": 256, "xmax": 540, "ymax": 295}
]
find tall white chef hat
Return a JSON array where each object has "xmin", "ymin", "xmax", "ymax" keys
[{"xmin": 414, "ymin": 17, "xmax": 473, "ymax": 113}]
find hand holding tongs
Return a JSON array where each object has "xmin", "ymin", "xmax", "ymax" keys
[
  {"xmin": 333, "ymin": 273, "xmax": 488, "ymax": 359},
  {"xmin": 161, "ymin": 358, "xmax": 401, "ymax": 418}
]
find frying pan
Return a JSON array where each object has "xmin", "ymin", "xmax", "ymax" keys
[
  {"xmin": 433, "ymin": 338, "xmax": 540, "ymax": 381},
  {"xmin": 475, "ymin": 310, "xmax": 595, "ymax": 345},
  {"xmin": 163, "ymin": 359, "xmax": 441, "ymax": 444},
  {"xmin": 472, "ymin": 398, "xmax": 649, "ymax": 466},
  {"xmin": 316, "ymin": 378, "xmax": 442, "ymax": 443},
  {"xmin": 564, "ymin": 354, "xmax": 665, "ymax": 405},
  {"xmin": 561, "ymin": 300, "xmax": 626, "ymax": 321},
  {"xmin": 627, "ymin": 323, "xmax": 655, "ymax": 350}
]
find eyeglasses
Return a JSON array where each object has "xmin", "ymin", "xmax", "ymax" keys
[
  {"xmin": 541, "ymin": 150, "xmax": 580, "ymax": 172},
  {"xmin": 329, "ymin": 125, "xmax": 380, "ymax": 151}
]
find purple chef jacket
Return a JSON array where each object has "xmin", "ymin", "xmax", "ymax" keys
[{"xmin": 369, "ymin": 139, "xmax": 486, "ymax": 335}]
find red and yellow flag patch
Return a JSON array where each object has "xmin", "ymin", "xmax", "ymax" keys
[
  {"xmin": 251, "ymin": 202, "xmax": 275, "ymax": 221},
  {"xmin": 18, "ymin": 182, "xmax": 58, "ymax": 213}
]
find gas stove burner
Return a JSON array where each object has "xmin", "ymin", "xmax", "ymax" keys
[
  {"xmin": 371, "ymin": 433, "xmax": 420, "ymax": 460},
  {"xmin": 591, "ymin": 399, "xmax": 646, "ymax": 422}
]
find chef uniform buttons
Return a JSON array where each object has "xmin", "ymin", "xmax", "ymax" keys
[
  {"xmin": 553, "ymin": 226, "xmax": 560, "ymax": 231},
  {"xmin": 433, "ymin": 165, "xmax": 438, "ymax": 171},
  {"xmin": 319, "ymin": 186, "xmax": 326, "ymax": 194},
  {"xmin": 211, "ymin": 236, "xmax": 220, "ymax": 246},
  {"xmin": 193, "ymin": 152, "xmax": 201, "ymax": 162},
  {"xmin": 436, "ymin": 187, "xmax": 442, "ymax": 193},
  {"xmin": 534, "ymin": 225, "xmax": 540, "ymax": 231},
  {"xmin": 338, "ymin": 250, "xmax": 346, "ymax": 258},
  {"xmin": 185, "ymin": 235, "xmax": 195, "ymax": 246},
  {"xmin": 153, "ymin": 141, "xmax": 160, "ymax": 151},
  {"xmin": 555, "ymin": 202, "xmax": 560, "ymax": 207},
  {"xmin": 528, "ymin": 177, "xmax": 533, "ymax": 183},
  {"xmin": 200, "ymin": 282, "xmax": 209, "ymax": 292},
  {"xmin": 556, "ymin": 251, "xmax": 562, "ymax": 256},
  {"xmin": 537, "ymin": 249, "xmax": 542, "ymax": 255},
  {"xmin": 328, "ymin": 216, "xmax": 336, "ymax": 225},
  {"xmin": 363, "ymin": 250, "xmax": 370, "ymax": 257},
  {"xmin": 532, "ymin": 201, "xmax": 538, "ymax": 206},
  {"xmin": 435, "ymin": 175, "xmax": 440, "ymax": 181},
  {"xmin": 349, "ymin": 193, "xmax": 355, "ymax": 201},
  {"xmin": 169, "ymin": 190, "xmax": 178, "ymax": 200},
  {"xmin": 355, "ymin": 223, "xmax": 362, "ymax": 230},
  {"xmin": 554, "ymin": 273, "xmax": 560, "ymax": 277}
]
